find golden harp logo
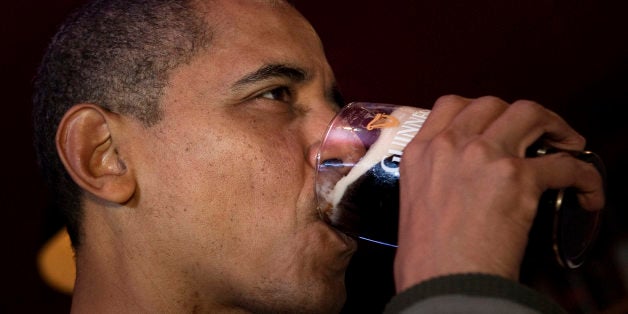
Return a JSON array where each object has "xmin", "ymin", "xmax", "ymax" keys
[{"xmin": 366, "ymin": 113, "xmax": 399, "ymax": 130}]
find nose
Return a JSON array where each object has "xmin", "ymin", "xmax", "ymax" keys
[
  {"xmin": 306, "ymin": 105, "xmax": 337, "ymax": 169},
  {"xmin": 306, "ymin": 105, "xmax": 366, "ymax": 174}
]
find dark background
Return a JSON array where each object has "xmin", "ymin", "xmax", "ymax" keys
[{"xmin": 2, "ymin": 0, "xmax": 627, "ymax": 313}]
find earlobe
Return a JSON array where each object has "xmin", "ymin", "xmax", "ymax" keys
[{"xmin": 56, "ymin": 104, "xmax": 136, "ymax": 204}]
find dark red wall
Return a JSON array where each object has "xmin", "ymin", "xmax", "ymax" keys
[{"xmin": 3, "ymin": 1, "xmax": 627, "ymax": 313}]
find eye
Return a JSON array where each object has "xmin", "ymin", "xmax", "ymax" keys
[{"xmin": 259, "ymin": 86, "xmax": 292, "ymax": 102}]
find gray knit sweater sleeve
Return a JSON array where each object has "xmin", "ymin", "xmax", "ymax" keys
[{"xmin": 384, "ymin": 274, "xmax": 566, "ymax": 314}]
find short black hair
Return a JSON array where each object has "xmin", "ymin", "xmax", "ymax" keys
[{"xmin": 32, "ymin": 0, "xmax": 211, "ymax": 247}]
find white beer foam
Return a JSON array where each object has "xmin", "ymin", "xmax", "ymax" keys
[{"xmin": 328, "ymin": 106, "xmax": 430, "ymax": 213}]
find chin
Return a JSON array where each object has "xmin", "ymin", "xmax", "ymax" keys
[
  {"xmin": 312, "ymin": 273, "xmax": 348, "ymax": 313},
  {"xmin": 296, "ymin": 291, "xmax": 347, "ymax": 314},
  {"xmin": 300, "ymin": 271, "xmax": 350, "ymax": 313},
  {"xmin": 327, "ymin": 289, "xmax": 348, "ymax": 314},
  {"xmin": 239, "ymin": 284, "xmax": 347, "ymax": 314}
]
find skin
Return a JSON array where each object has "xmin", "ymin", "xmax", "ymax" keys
[
  {"xmin": 59, "ymin": 1, "xmax": 355, "ymax": 313},
  {"xmin": 54, "ymin": 0, "xmax": 606, "ymax": 312},
  {"xmin": 395, "ymin": 96, "xmax": 605, "ymax": 291}
]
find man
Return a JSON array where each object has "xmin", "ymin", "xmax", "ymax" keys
[{"xmin": 32, "ymin": 0, "xmax": 604, "ymax": 312}]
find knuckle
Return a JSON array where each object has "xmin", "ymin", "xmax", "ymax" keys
[
  {"xmin": 493, "ymin": 158, "xmax": 540, "ymax": 213},
  {"xmin": 510, "ymin": 99, "xmax": 545, "ymax": 116},
  {"xmin": 429, "ymin": 130, "xmax": 458, "ymax": 153},
  {"xmin": 473, "ymin": 95, "xmax": 508, "ymax": 106},
  {"xmin": 462, "ymin": 139, "xmax": 494, "ymax": 161},
  {"xmin": 403, "ymin": 130, "xmax": 457, "ymax": 161},
  {"xmin": 433, "ymin": 94, "xmax": 468, "ymax": 108},
  {"xmin": 493, "ymin": 157, "xmax": 532, "ymax": 185}
]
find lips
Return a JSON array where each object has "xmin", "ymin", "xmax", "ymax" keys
[
  {"xmin": 317, "ymin": 211, "xmax": 358, "ymax": 256},
  {"xmin": 334, "ymin": 226, "xmax": 358, "ymax": 256},
  {"xmin": 313, "ymin": 193, "xmax": 357, "ymax": 256}
]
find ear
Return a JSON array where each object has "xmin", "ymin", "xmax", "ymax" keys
[{"xmin": 56, "ymin": 104, "xmax": 136, "ymax": 204}]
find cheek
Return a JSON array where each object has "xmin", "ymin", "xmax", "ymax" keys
[
  {"xmin": 191, "ymin": 127, "xmax": 305, "ymax": 224},
  {"xmin": 233, "ymin": 132, "xmax": 304, "ymax": 207},
  {"xmin": 136, "ymin": 113, "xmax": 310, "ymax": 250}
]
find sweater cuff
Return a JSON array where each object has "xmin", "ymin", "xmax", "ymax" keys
[{"xmin": 384, "ymin": 273, "xmax": 566, "ymax": 314}]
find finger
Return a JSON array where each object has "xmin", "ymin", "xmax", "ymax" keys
[
  {"xmin": 414, "ymin": 95, "xmax": 471, "ymax": 140},
  {"xmin": 447, "ymin": 96, "xmax": 510, "ymax": 135},
  {"xmin": 483, "ymin": 100, "xmax": 586, "ymax": 157},
  {"xmin": 529, "ymin": 152, "xmax": 605, "ymax": 211}
]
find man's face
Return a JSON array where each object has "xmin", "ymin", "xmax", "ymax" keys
[{"xmin": 119, "ymin": 0, "xmax": 356, "ymax": 312}]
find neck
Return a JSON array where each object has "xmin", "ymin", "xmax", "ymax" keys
[
  {"xmin": 69, "ymin": 210, "xmax": 235, "ymax": 313},
  {"xmin": 70, "ymin": 236, "xmax": 174, "ymax": 312}
]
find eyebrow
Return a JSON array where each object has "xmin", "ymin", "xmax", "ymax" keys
[{"xmin": 231, "ymin": 64, "xmax": 309, "ymax": 91}]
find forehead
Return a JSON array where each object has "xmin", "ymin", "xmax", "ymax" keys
[
  {"xmin": 199, "ymin": 0, "xmax": 319, "ymax": 45},
  {"xmin": 181, "ymin": 0, "xmax": 330, "ymax": 86},
  {"xmin": 158, "ymin": 0, "xmax": 334, "ymax": 110}
]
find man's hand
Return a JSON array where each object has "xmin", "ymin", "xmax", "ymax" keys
[{"xmin": 393, "ymin": 95, "xmax": 605, "ymax": 292}]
